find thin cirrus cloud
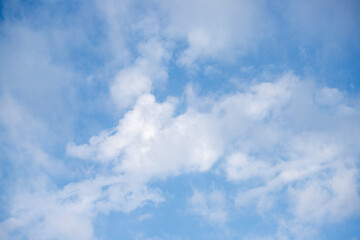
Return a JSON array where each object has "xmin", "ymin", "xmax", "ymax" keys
[{"xmin": 0, "ymin": 0, "xmax": 360, "ymax": 240}]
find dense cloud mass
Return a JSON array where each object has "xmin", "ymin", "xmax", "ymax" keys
[{"xmin": 0, "ymin": 0, "xmax": 360, "ymax": 239}]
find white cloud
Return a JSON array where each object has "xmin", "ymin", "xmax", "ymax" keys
[
  {"xmin": 70, "ymin": 71, "xmax": 360, "ymax": 227},
  {"xmin": 288, "ymin": 165, "xmax": 360, "ymax": 224},
  {"xmin": 225, "ymin": 152, "xmax": 271, "ymax": 182},
  {"xmin": 4, "ymin": 65, "xmax": 359, "ymax": 239},
  {"xmin": 0, "ymin": 175, "xmax": 163, "ymax": 240},
  {"xmin": 188, "ymin": 190, "xmax": 228, "ymax": 226},
  {"xmin": 1, "ymin": 1, "xmax": 359, "ymax": 238},
  {"xmin": 68, "ymin": 92, "xmax": 223, "ymax": 180},
  {"xmin": 160, "ymin": 0, "xmax": 270, "ymax": 67},
  {"xmin": 110, "ymin": 39, "xmax": 170, "ymax": 109}
]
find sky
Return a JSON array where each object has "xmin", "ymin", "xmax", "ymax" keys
[{"xmin": 0, "ymin": 0, "xmax": 360, "ymax": 239}]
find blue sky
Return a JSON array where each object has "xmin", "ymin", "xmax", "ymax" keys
[{"xmin": 1, "ymin": 0, "xmax": 360, "ymax": 239}]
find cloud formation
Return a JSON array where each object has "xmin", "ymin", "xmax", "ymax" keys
[
  {"xmin": 67, "ymin": 72, "xmax": 360, "ymax": 238},
  {"xmin": 0, "ymin": 0, "xmax": 360, "ymax": 239}
]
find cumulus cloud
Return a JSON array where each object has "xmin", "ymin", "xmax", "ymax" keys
[
  {"xmin": 68, "ymin": 73, "xmax": 297, "ymax": 183},
  {"xmin": 1, "ymin": 0, "xmax": 360, "ymax": 239},
  {"xmin": 68, "ymin": 93, "xmax": 222, "ymax": 180},
  {"xmin": 4, "ymin": 66, "xmax": 360, "ymax": 239},
  {"xmin": 69, "ymin": 72, "xmax": 360, "ymax": 230}
]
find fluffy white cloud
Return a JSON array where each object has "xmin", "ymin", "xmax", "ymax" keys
[
  {"xmin": 69, "ymin": 73, "xmax": 296, "ymax": 182},
  {"xmin": 4, "ymin": 66, "xmax": 359, "ymax": 239},
  {"xmin": 1, "ymin": 1, "xmax": 359, "ymax": 239},
  {"xmin": 68, "ymin": 92, "xmax": 223, "ymax": 180},
  {"xmin": 70, "ymin": 72, "xmax": 360, "ymax": 228}
]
